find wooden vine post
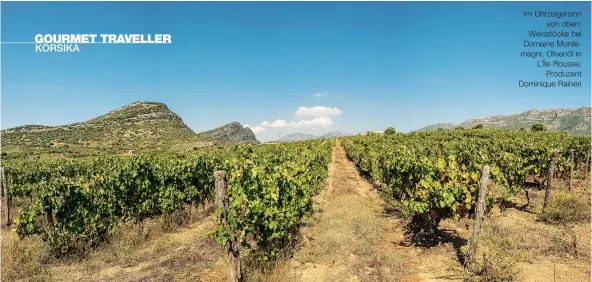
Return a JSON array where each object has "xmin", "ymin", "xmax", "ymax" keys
[
  {"xmin": 543, "ymin": 150, "xmax": 558, "ymax": 212},
  {"xmin": 214, "ymin": 170, "xmax": 242, "ymax": 282},
  {"xmin": 586, "ymin": 150, "xmax": 590, "ymax": 177},
  {"xmin": 2, "ymin": 167, "xmax": 10, "ymax": 226},
  {"xmin": 472, "ymin": 166, "xmax": 489, "ymax": 243},
  {"xmin": 568, "ymin": 150, "xmax": 574, "ymax": 191},
  {"xmin": 467, "ymin": 165, "xmax": 489, "ymax": 269}
]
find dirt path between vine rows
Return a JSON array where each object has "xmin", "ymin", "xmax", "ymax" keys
[
  {"xmin": 261, "ymin": 140, "xmax": 462, "ymax": 282},
  {"xmin": 264, "ymin": 141, "xmax": 591, "ymax": 282}
]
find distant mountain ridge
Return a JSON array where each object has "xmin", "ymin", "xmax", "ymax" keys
[
  {"xmin": 417, "ymin": 107, "xmax": 591, "ymax": 134},
  {"xmin": 320, "ymin": 131, "xmax": 352, "ymax": 138},
  {"xmin": 418, "ymin": 123, "xmax": 456, "ymax": 131},
  {"xmin": 279, "ymin": 133, "xmax": 316, "ymax": 142},
  {"xmin": 279, "ymin": 130, "xmax": 351, "ymax": 142}
]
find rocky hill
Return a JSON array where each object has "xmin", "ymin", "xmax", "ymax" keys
[
  {"xmin": 418, "ymin": 107, "xmax": 591, "ymax": 134},
  {"xmin": 84, "ymin": 101, "xmax": 189, "ymax": 128},
  {"xmin": 198, "ymin": 122, "xmax": 259, "ymax": 144},
  {"xmin": 279, "ymin": 131, "xmax": 351, "ymax": 142},
  {"xmin": 1, "ymin": 101, "xmax": 261, "ymax": 155},
  {"xmin": 2, "ymin": 101, "xmax": 197, "ymax": 150}
]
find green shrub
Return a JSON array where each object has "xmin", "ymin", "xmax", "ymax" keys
[
  {"xmin": 531, "ymin": 123, "xmax": 546, "ymax": 132},
  {"xmin": 384, "ymin": 127, "xmax": 396, "ymax": 136}
]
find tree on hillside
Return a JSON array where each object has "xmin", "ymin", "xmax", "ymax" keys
[
  {"xmin": 384, "ymin": 127, "xmax": 396, "ymax": 136},
  {"xmin": 454, "ymin": 126, "xmax": 464, "ymax": 130},
  {"xmin": 531, "ymin": 123, "xmax": 546, "ymax": 132},
  {"xmin": 472, "ymin": 124, "xmax": 484, "ymax": 129}
]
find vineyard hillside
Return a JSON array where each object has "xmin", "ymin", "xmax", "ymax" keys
[{"xmin": 418, "ymin": 106, "xmax": 591, "ymax": 134}]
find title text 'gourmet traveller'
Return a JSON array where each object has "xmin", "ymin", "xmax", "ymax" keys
[{"xmin": 34, "ymin": 34, "xmax": 172, "ymax": 52}]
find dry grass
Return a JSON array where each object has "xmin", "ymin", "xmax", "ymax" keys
[
  {"xmin": 2, "ymin": 203, "xmax": 228, "ymax": 281},
  {"xmin": 282, "ymin": 192, "xmax": 404, "ymax": 282},
  {"xmin": 296, "ymin": 194, "xmax": 398, "ymax": 268},
  {"xmin": 460, "ymin": 180, "xmax": 591, "ymax": 281},
  {"xmin": 461, "ymin": 212, "xmax": 591, "ymax": 281},
  {"xmin": 1, "ymin": 230, "xmax": 53, "ymax": 281},
  {"xmin": 463, "ymin": 221, "xmax": 524, "ymax": 281},
  {"xmin": 87, "ymin": 205, "xmax": 208, "ymax": 266},
  {"xmin": 538, "ymin": 190, "xmax": 590, "ymax": 225}
]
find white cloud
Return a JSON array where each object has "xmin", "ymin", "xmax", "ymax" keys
[
  {"xmin": 261, "ymin": 119, "xmax": 287, "ymax": 128},
  {"xmin": 313, "ymin": 92, "xmax": 328, "ymax": 98},
  {"xmin": 260, "ymin": 117, "xmax": 333, "ymax": 129},
  {"xmin": 245, "ymin": 125, "xmax": 266, "ymax": 134},
  {"xmin": 253, "ymin": 106, "xmax": 340, "ymax": 133},
  {"xmin": 295, "ymin": 106, "xmax": 342, "ymax": 118}
]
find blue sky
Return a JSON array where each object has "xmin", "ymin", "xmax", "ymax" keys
[{"xmin": 1, "ymin": 2, "xmax": 590, "ymax": 141}]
